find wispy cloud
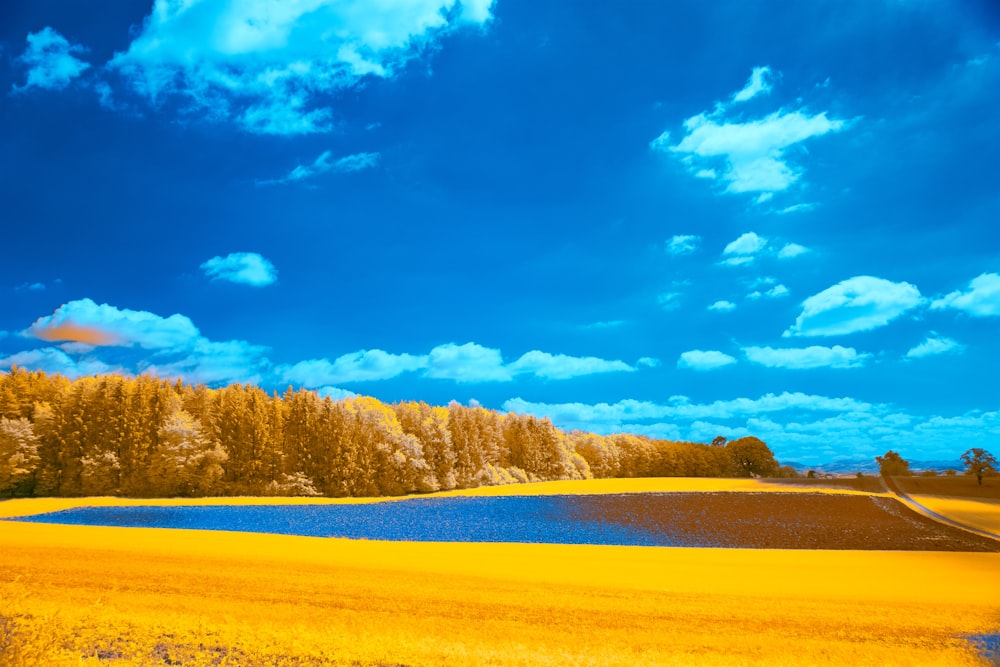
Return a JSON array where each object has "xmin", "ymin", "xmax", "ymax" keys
[
  {"xmin": 906, "ymin": 335, "xmax": 965, "ymax": 359},
  {"xmin": 743, "ymin": 345, "xmax": 871, "ymax": 369},
  {"xmin": 13, "ymin": 27, "xmax": 90, "ymax": 92},
  {"xmin": 201, "ymin": 252, "xmax": 277, "ymax": 286},
  {"xmin": 507, "ymin": 350, "xmax": 634, "ymax": 380},
  {"xmin": 777, "ymin": 243, "xmax": 809, "ymax": 259},
  {"xmin": 257, "ymin": 151, "xmax": 380, "ymax": 186},
  {"xmin": 723, "ymin": 232, "xmax": 767, "ymax": 256},
  {"xmin": 732, "ymin": 66, "xmax": 772, "ymax": 103},
  {"xmin": 930, "ymin": 272, "xmax": 1000, "ymax": 317},
  {"xmin": 651, "ymin": 67, "xmax": 851, "ymax": 197},
  {"xmin": 747, "ymin": 284, "xmax": 789, "ymax": 300},
  {"xmin": 784, "ymin": 276, "xmax": 923, "ymax": 337},
  {"xmin": 106, "ymin": 0, "xmax": 495, "ymax": 134},
  {"xmin": 0, "ymin": 347, "xmax": 113, "ymax": 378},
  {"xmin": 677, "ymin": 350, "xmax": 737, "ymax": 371},
  {"xmin": 666, "ymin": 234, "xmax": 700, "ymax": 256}
]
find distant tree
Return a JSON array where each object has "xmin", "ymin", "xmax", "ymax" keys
[
  {"xmin": 726, "ymin": 436, "xmax": 778, "ymax": 477},
  {"xmin": 875, "ymin": 450, "xmax": 910, "ymax": 477},
  {"xmin": 961, "ymin": 448, "xmax": 997, "ymax": 486},
  {"xmin": 711, "ymin": 435, "xmax": 727, "ymax": 448}
]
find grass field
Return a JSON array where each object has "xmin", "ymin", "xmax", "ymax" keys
[{"xmin": 2, "ymin": 478, "xmax": 999, "ymax": 666}]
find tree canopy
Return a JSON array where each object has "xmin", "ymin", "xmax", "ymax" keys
[
  {"xmin": 875, "ymin": 450, "xmax": 911, "ymax": 477},
  {"xmin": 0, "ymin": 367, "xmax": 783, "ymax": 498},
  {"xmin": 960, "ymin": 448, "xmax": 997, "ymax": 486}
]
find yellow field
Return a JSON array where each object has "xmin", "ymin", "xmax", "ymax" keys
[
  {"xmin": 909, "ymin": 494, "xmax": 1000, "ymax": 537},
  {"xmin": 2, "ymin": 479, "xmax": 999, "ymax": 666}
]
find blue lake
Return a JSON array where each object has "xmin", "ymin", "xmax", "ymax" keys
[{"xmin": 11, "ymin": 494, "xmax": 706, "ymax": 547}]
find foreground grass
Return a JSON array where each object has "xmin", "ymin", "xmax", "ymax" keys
[{"xmin": 2, "ymin": 479, "xmax": 999, "ymax": 666}]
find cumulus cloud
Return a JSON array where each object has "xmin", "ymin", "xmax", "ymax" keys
[
  {"xmin": 708, "ymin": 300, "xmax": 736, "ymax": 312},
  {"xmin": 677, "ymin": 350, "xmax": 737, "ymax": 371},
  {"xmin": 0, "ymin": 347, "xmax": 113, "ymax": 378},
  {"xmin": 784, "ymin": 276, "xmax": 923, "ymax": 337},
  {"xmin": 732, "ymin": 65, "xmax": 772, "ymax": 103},
  {"xmin": 652, "ymin": 67, "xmax": 851, "ymax": 197},
  {"xmin": 930, "ymin": 272, "xmax": 1000, "ymax": 317},
  {"xmin": 743, "ymin": 345, "xmax": 871, "ymax": 369},
  {"xmin": 747, "ymin": 284, "xmax": 790, "ymax": 300},
  {"xmin": 906, "ymin": 335, "xmax": 965, "ymax": 359},
  {"xmin": 637, "ymin": 357, "xmax": 660, "ymax": 368},
  {"xmin": 507, "ymin": 351, "xmax": 634, "ymax": 380},
  {"xmin": 777, "ymin": 243, "xmax": 809, "ymax": 259},
  {"xmin": 258, "ymin": 150, "xmax": 380, "ymax": 185},
  {"xmin": 279, "ymin": 349, "xmax": 429, "ymax": 386},
  {"xmin": 107, "ymin": 0, "xmax": 495, "ymax": 134},
  {"xmin": 13, "ymin": 27, "xmax": 90, "ymax": 92},
  {"xmin": 425, "ymin": 342, "xmax": 510, "ymax": 382},
  {"xmin": 278, "ymin": 342, "xmax": 634, "ymax": 386},
  {"xmin": 28, "ymin": 298, "xmax": 200, "ymax": 349},
  {"xmin": 140, "ymin": 338, "xmax": 271, "ymax": 385},
  {"xmin": 724, "ymin": 232, "xmax": 767, "ymax": 256},
  {"xmin": 502, "ymin": 393, "xmax": 1000, "ymax": 464},
  {"xmin": 666, "ymin": 234, "xmax": 700, "ymax": 256},
  {"xmin": 201, "ymin": 252, "xmax": 277, "ymax": 286}
]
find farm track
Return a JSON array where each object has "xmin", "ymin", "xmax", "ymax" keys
[{"xmin": 883, "ymin": 476, "xmax": 1000, "ymax": 543}]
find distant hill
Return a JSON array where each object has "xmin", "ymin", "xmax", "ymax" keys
[{"xmin": 783, "ymin": 459, "xmax": 964, "ymax": 475}]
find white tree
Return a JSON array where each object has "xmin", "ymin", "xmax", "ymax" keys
[{"xmin": 149, "ymin": 409, "xmax": 227, "ymax": 496}]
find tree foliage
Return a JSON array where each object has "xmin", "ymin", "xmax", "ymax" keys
[
  {"xmin": 960, "ymin": 448, "xmax": 997, "ymax": 486},
  {"xmin": 0, "ymin": 366, "xmax": 789, "ymax": 498},
  {"xmin": 876, "ymin": 450, "xmax": 911, "ymax": 477}
]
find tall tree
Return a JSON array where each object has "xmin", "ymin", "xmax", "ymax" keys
[
  {"xmin": 960, "ymin": 448, "xmax": 997, "ymax": 486},
  {"xmin": 876, "ymin": 450, "xmax": 911, "ymax": 477},
  {"xmin": 726, "ymin": 436, "xmax": 778, "ymax": 477}
]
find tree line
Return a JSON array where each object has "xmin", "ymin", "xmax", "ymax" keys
[{"xmin": 0, "ymin": 367, "xmax": 780, "ymax": 498}]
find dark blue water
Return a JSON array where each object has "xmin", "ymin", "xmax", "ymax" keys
[{"xmin": 10, "ymin": 494, "xmax": 690, "ymax": 546}]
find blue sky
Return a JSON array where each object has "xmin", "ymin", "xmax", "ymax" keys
[{"xmin": 1, "ymin": 0, "xmax": 998, "ymax": 465}]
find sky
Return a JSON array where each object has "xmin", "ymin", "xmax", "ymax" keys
[{"xmin": 1, "ymin": 0, "xmax": 999, "ymax": 466}]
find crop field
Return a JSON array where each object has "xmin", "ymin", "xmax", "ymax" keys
[{"xmin": 2, "ymin": 478, "xmax": 1000, "ymax": 666}]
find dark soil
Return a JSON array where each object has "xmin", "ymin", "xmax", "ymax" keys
[{"xmin": 562, "ymin": 492, "xmax": 1000, "ymax": 551}]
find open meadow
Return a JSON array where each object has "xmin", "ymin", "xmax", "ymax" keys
[{"xmin": 2, "ymin": 478, "xmax": 1000, "ymax": 666}]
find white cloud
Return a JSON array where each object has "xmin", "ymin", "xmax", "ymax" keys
[
  {"xmin": 720, "ymin": 256, "xmax": 755, "ymax": 267},
  {"xmin": 743, "ymin": 345, "xmax": 871, "ymax": 369},
  {"xmin": 13, "ymin": 27, "xmax": 90, "ymax": 92},
  {"xmin": 14, "ymin": 282, "xmax": 46, "ymax": 292},
  {"xmin": 723, "ymin": 232, "xmax": 767, "ymax": 256},
  {"xmin": 108, "ymin": 0, "xmax": 495, "ymax": 134},
  {"xmin": 776, "ymin": 203, "xmax": 816, "ymax": 215},
  {"xmin": 317, "ymin": 386, "xmax": 358, "ymax": 401},
  {"xmin": 201, "ymin": 252, "xmax": 278, "ymax": 286},
  {"xmin": 28, "ymin": 298, "xmax": 200, "ymax": 349},
  {"xmin": 280, "ymin": 349, "xmax": 429, "ymax": 386},
  {"xmin": 258, "ymin": 150, "xmax": 380, "ymax": 185},
  {"xmin": 732, "ymin": 66, "xmax": 772, "ymax": 103},
  {"xmin": 425, "ymin": 342, "xmax": 510, "ymax": 382},
  {"xmin": 777, "ymin": 243, "xmax": 809, "ymax": 259},
  {"xmin": 930, "ymin": 272, "xmax": 1000, "ymax": 317},
  {"xmin": 140, "ymin": 338, "xmax": 271, "ymax": 386},
  {"xmin": 708, "ymin": 300, "xmax": 736, "ymax": 312},
  {"xmin": 507, "ymin": 350, "xmax": 634, "ymax": 380},
  {"xmin": 652, "ymin": 67, "xmax": 851, "ymax": 197},
  {"xmin": 906, "ymin": 335, "xmax": 965, "ymax": 359},
  {"xmin": 694, "ymin": 169, "xmax": 717, "ymax": 179},
  {"xmin": 784, "ymin": 276, "xmax": 923, "ymax": 337},
  {"xmin": 766, "ymin": 284, "xmax": 790, "ymax": 298},
  {"xmin": 637, "ymin": 357, "xmax": 660, "ymax": 368},
  {"xmin": 677, "ymin": 350, "xmax": 737, "ymax": 371},
  {"xmin": 502, "ymin": 393, "xmax": 1000, "ymax": 464},
  {"xmin": 0, "ymin": 347, "xmax": 113, "ymax": 378},
  {"xmin": 666, "ymin": 234, "xmax": 700, "ymax": 256}
]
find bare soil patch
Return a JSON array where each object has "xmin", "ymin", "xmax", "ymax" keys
[
  {"xmin": 564, "ymin": 492, "xmax": 1000, "ymax": 551},
  {"xmin": 893, "ymin": 475, "xmax": 1000, "ymax": 500}
]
